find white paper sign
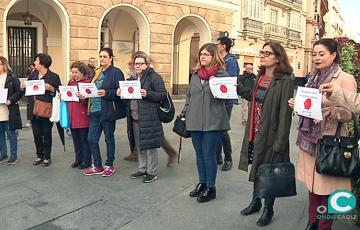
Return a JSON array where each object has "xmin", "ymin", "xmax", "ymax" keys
[
  {"xmin": 294, "ymin": 86, "xmax": 323, "ymax": 120},
  {"xmin": 25, "ymin": 80, "xmax": 45, "ymax": 96},
  {"xmin": 119, "ymin": 81, "xmax": 142, "ymax": 99},
  {"xmin": 78, "ymin": 83, "xmax": 99, "ymax": 98},
  {"xmin": 209, "ymin": 77, "xmax": 238, "ymax": 99},
  {"xmin": 0, "ymin": 88, "xmax": 8, "ymax": 104},
  {"xmin": 59, "ymin": 86, "xmax": 79, "ymax": 102}
]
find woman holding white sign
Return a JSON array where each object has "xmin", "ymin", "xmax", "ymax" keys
[
  {"xmin": 236, "ymin": 42, "xmax": 295, "ymax": 226},
  {"xmin": 117, "ymin": 52, "xmax": 167, "ymax": 183},
  {"xmin": 288, "ymin": 38, "xmax": 356, "ymax": 230},
  {"xmin": 181, "ymin": 43, "xmax": 230, "ymax": 203},
  {"xmin": 0, "ymin": 57, "xmax": 22, "ymax": 164},
  {"xmin": 66, "ymin": 61, "xmax": 92, "ymax": 169},
  {"xmin": 20, "ymin": 53, "xmax": 61, "ymax": 167}
]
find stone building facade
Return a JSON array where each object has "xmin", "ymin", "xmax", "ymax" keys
[{"xmin": 0, "ymin": 0, "xmax": 236, "ymax": 94}]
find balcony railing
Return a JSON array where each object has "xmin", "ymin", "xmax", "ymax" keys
[
  {"xmin": 243, "ymin": 18, "xmax": 263, "ymax": 34},
  {"xmin": 270, "ymin": 0, "xmax": 302, "ymax": 8},
  {"xmin": 288, "ymin": 29, "xmax": 301, "ymax": 41},
  {"xmin": 264, "ymin": 23, "xmax": 288, "ymax": 39}
]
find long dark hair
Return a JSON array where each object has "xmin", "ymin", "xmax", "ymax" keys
[{"xmin": 258, "ymin": 42, "xmax": 293, "ymax": 77}]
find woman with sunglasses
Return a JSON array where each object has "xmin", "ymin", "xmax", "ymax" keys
[
  {"xmin": 237, "ymin": 42, "xmax": 295, "ymax": 226},
  {"xmin": 182, "ymin": 43, "xmax": 230, "ymax": 203}
]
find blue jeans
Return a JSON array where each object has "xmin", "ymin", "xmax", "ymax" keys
[
  {"xmin": 190, "ymin": 131, "xmax": 222, "ymax": 187},
  {"xmin": 88, "ymin": 112, "xmax": 116, "ymax": 167},
  {"xmin": 0, "ymin": 121, "xmax": 18, "ymax": 159}
]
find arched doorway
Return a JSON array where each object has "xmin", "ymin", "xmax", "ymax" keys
[
  {"xmin": 172, "ymin": 15, "xmax": 211, "ymax": 95},
  {"xmin": 99, "ymin": 4, "xmax": 150, "ymax": 76},
  {"xmin": 3, "ymin": 0, "xmax": 70, "ymax": 81}
]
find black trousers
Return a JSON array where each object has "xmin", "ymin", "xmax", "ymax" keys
[
  {"xmin": 71, "ymin": 128, "xmax": 91, "ymax": 164},
  {"xmin": 31, "ymin": 118, "xmax": 53, "ymax": 160},
  {"xmin": 216, "ymin": 105, "xmax": 233, "ymax": 161}
]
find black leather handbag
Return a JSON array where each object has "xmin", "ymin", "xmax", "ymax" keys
[
  {"xmin": 316, "ymin": 120, "xmax": 360, "ymax": 178},
  {"xmin": 158, "ymin": 92, "xmax": 175, "ymax": 123},
  {"xmin": 173, "ymin": 115, "xmax": 191, "ymax": 138},
  {"xmin": 254, "ymin": 152, "xmax": 297, "ymax": 198}
]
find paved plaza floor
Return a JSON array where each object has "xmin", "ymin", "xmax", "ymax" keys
[{"xmin": 0, "ymin": 101, "xmax": 357, "ymax": 230}]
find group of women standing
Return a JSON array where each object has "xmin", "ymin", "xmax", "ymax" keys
[
  {"xmin": 0, "ymin": 37, "xmax": 356, "ymax": 229},
  {"xmin": 184, "ymin": 38, "xmax": 356, "ymax": 230}
]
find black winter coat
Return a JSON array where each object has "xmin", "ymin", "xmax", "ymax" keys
[
  {"xmin": 26, "ymin": 70, "xmax": 61, "ymax": 120},
  {"xmin": 5, "ymin": 73, "xmax": 23, "ymax": 130},
  {"xmin": 127, "ymin": 68, "xmax": 167, "ymax": 151}
]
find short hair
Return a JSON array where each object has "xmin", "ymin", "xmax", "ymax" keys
[
  {"xmin": 99, "ymin": 47, "xmax": 114, "ymax": 58},
  {"xmin": 133, "ymin": 51, "xmax": 152, "ymax": 65},
  {"xmin": 217, "ymin": 36, "xmax": 233, "ymax": 52},
  {"xmin": 35, "ymin": 53, "xmax": 52, "ymax": 68},
  {"xmin": 70, "ymin": 61, "xmax": 87, "ymax": 75},
  {"xmin": 0, "ymin": 56, "xmax": 13, "ymax": 74},
  {"xmin": 313, "ymin": 38, "xmax": 340, "ymax": 64},
  {"xmin": 88, "ymin": 57, "xmax": 95, "ymax": 61},
  {"xmin": 195, "ymin": 43, "xmax": 225, "ymax": 70}
]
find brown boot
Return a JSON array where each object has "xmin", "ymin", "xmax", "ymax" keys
[
  {"xmin": 162, "ymin": 138, "xmax": 178, "ymax": 167},
  {"xmin": 124, "ymin": 150, "xmax": 138, "ymax": 162}
]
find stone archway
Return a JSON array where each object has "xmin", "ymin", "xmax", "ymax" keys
[
  {"xmin": 171, "ymin": 14, "xmax": 211, "ymax": 95},
  {"xmin": 99, "ymin": 4, "xmax": 150, "ymax": 76},
  {"xmin": 3, "ymin": 0, "xmax": 70, "ymax": 81}
]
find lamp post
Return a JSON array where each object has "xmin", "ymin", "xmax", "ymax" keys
[{"xmin": 229, "ymin": 25, "xmax": 239, "ymax": 47}]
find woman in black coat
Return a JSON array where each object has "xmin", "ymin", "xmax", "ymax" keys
[
  {"xmin": 0, "ymin": 56, "xmax": 22, "ymax": 164},
  {"xmin": 117, "ymin": 52, "xmax": 167, "ymax": 183}
]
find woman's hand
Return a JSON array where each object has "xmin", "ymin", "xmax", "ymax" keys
[
  {"xmin": 140, "ymin": 89, "xmax": 147, "ymax": 97},
  {"xmin": 45, "ymin": 83, "xmax": 54, "ymax": 92},
  {"xmin": 314, "ymin": 119, "xmax": 321, "ymax": 124},
  {"xmin": 5, "ymin": 100, "xmax": 11, "ymax": 106},
  {"xmin": 97, "ymin": 89, "xmax": 106, "ymax": 97},
  {"xmin": 288, "ymin": 98, "xmax": 295, "ymax": 109},
  {"xmin": 20, "ymin": 82, "xmax": 26, "ymax": 89},
  {"xmin": 319, "ymin": 83, "xmax": 334, "ymax": 97},
  {"xmin": 116, "ymin": 88, "xmax": 121, "ymax": 97},
  {"xmin": 76, "ymin": 91, "xmax": 85, "ymax": 100}
]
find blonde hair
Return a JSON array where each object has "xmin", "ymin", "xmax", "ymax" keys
[
  {"xmin": 195, "ymin": 43, "xmax": 225, "ymax": 70},
  {"xmin": 0, "ymin": 56, "xmax": 13, "ymax": 74}
]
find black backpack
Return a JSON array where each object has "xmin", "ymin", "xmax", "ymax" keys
[{"xmin": 158, "ymin": 91, "xmax": 175, "ymax": 123}]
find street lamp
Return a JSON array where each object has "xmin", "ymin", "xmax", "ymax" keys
[
  {"xmin": 229, "ymin": 25, "xmax": 239, "ymax": 46},
  {"xmin": 23, "ymin": 0, "xmax": 32, "ymax": 26}
]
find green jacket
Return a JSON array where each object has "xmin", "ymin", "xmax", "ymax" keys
[{"xmin": 237, "ymin": 73, "xmax": 295, "ymax": 182}]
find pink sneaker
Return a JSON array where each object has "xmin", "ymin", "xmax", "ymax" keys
[
  {"xmin": 102, "ymin": 166, "xmax": 115, "ymax": 177},
  {"xmin": 83, "ymin": 166, "xmax": 104, "ymax": 176}
]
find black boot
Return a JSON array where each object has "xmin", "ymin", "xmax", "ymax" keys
[
  {"xmin": 189, "ymin": 183, "xmax": 207, "ymax": 197},
  {"xmin": 197, "ymin": 186, "xmax": 216, "ymax": 203},
  {"xmin": 240, "ymin": 197, "xmax": 262, "ymax": 215},
  {"xmin": 256, "ymin": 198, "xmax": 275, "ymax": 226},
  {"xmin": 304, "ymin": 221, "xmax": 318, "ymax": 230}
]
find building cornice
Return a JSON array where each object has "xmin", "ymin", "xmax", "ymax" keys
[{"xmin": 170, "ymin": 0, "xmax": 238, "ymax": 13}]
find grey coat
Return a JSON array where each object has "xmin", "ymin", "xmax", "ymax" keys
[
  {"xmin": 237, "ymin": 74, "xmax": 295, "ymax": 182},
  {"xmin": 183, "ymin": 69, "xmax": 231, "ymax": 132}
]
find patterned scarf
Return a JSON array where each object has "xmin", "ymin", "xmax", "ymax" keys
[
  {"xmin": 296, "ymin": 63, "xmax": 339, "ymax": 155},
  {"xmin": 199, "ymin": 65, "xmax": 219, "ymax": 80}
]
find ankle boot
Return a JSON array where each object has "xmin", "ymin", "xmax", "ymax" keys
[
  {"xmin": 240, "ymin": 197, "xmax": 262, "ymax": 216},
  {"xmin": 197, "ymin": 186, "xmax": 216, "ymax": 203},
  {"xmin": 304, "ymin": 221, "xmax": 318, "ymax": 230},
  {"xmin": 189, "ymin": 183, "xmax": 207, "ymax": 197},
  {"xmin": 256, "ymin": 198, "xmax": 275, "ymax": 226}
]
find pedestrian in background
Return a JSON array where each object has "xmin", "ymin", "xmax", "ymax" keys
[
  {"xmin": 215, "ymin": 36, "xmax": 240, "ymax": 171},
  {"xmin": 120, "ymin": 52, "xmax": 167, "ymax": 183},
  {"xmin": 289, "ymin": 38, "xmax": 356, "ymax": 230},
  {"xmin": 67, "ymin": 61, "xmax": 92, "ymax": 169},
  {"xmin": 237, "ymin": 42, "xmax": 295, "ymax": 226},
  {"xmin": 21, "ymin": 53, "xmax": 61, "ymax": 167},
  {"xmin": 184, "ymin": 43, "xmax": 230, "ymax": 203},
  {"xmin": 24, "ymin": 63, "xmax": 35, "ymax": 128},
  {"xmin": 0, "ymin": 57, "xmax": 22, "ymax": 164},
  {"xmin": 238, "ymin": 63, "xmax": 256, "ymax": 125},
  {"xmin": 83, "ymin": 47, "xmax": 126, "ymax": 177}
]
